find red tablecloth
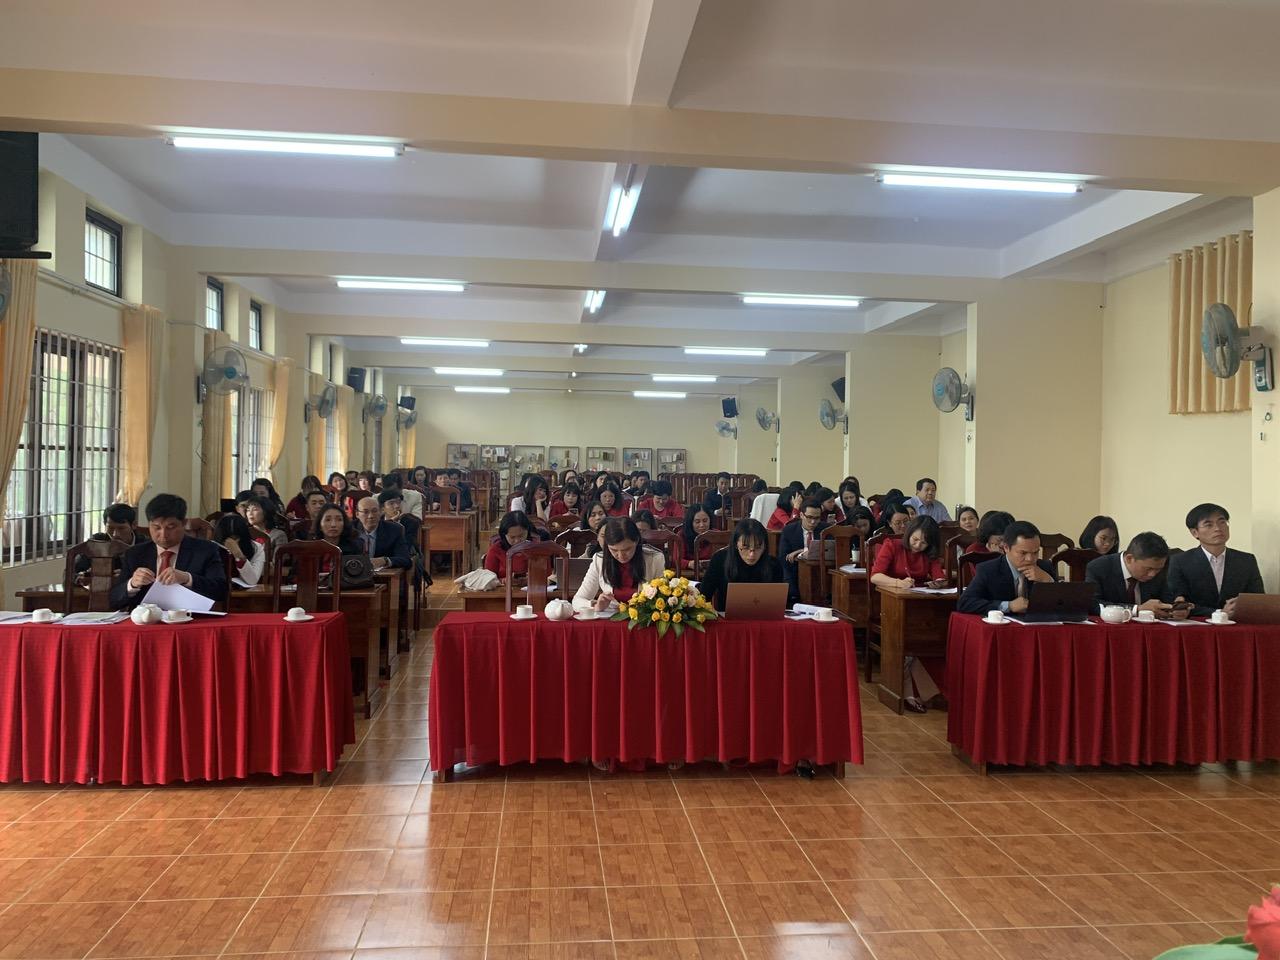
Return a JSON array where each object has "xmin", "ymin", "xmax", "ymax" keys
[
  {"xmin": 0, "ymin": 613, "xmax": 355, "ymax": 785},
  {"xmin": 429, "ymin": 613, "xmax": 863, "ymax": 772},
  {"xmin": 946, "ymin": 613, "xmax": 1280, "ymax": 766}
]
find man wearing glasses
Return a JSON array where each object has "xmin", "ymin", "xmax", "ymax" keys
[
  {"xmin": 779, "ymin": 497, "xmax": 829, "ymax": 605},
  {"xmin": 355, "ymin": 497, "xmax": 412, "ymax": 570},
  {"xmin": 1165, "ymin": 503, "xmax": 1263, "ymax": 618}
]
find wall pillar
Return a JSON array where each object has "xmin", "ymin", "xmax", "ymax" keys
[{"xmin": 1250, "ymin": 188, "xmax": 1280, "ymax": 588}]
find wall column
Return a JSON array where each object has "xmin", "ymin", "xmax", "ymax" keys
[{"xmin": 1250, "ymin": 189, "xmax": 1280, "ymax": 587}]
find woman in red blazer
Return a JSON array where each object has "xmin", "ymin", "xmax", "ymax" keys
[
  {"xmin": 767, "ymin": 486, "xmax": 804, "ymax": 532},
  {"xmin": 483, "ymin": 511, "xmax": 533, "ymax": 582},
  {"xmin": 597, "ymin": 482, "xmax": 630, "ymax": 518}
]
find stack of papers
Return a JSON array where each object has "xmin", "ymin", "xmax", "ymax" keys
[
  {"xmin": 140, "ymin": 582, "xmax": 216, "ymax": 612},
  {"xmin": 838, "ymin": 565, "xmax": 866, "ymax": 575},
  {"xmin": 0, "ymin": 611, "xmax": 34, "ymax": 624},
  {"xmin": 911, "ymin": 586, "xmax": 958, "ymax": 595},
  {"xmin": 62, "ymin": 611, "xmax": 131, "ymax": 625}
]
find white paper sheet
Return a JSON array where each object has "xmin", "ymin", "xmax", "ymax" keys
[
  {"xmin": 140, "ymin": 581, "xmax": 216, "ymax": 613},
  {"xmin": 911, "ymin": 586, "xmax": 958, "ymax": 595},
  {"xmin": 1151, "ymin": 618, "xmax": 1211, "ymax": 626},
  {"xmin": 61, "ymin": 611, "xmax": 130, "ymax": 625},
  {"xmin": 838, "ymin": 565, "xmax": 866, "ymax": 575},
  {"xmin": 0, "ymin": 611, "xmax": 34, "ymax": 623}
]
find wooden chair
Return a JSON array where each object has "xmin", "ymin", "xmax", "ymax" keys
[
  {"xmin": 555, "ymin": 528, "xmax": 598, "ymax": 558},
  {"xmin": 219, "ymin": 548, "xmax": 237, "ymax": 613},
  {"xmin": 1052, "ymin": 548, "xmax": 1100, "ymax": 582},
  {"xmin": 1038, "ymin": 533, "xmax": 1075, "ymax": 560},
  {"xmin": 958, "ymin": 550, "xmax": 999, "ymax": 590},
  {"xmin": 817, "ymin": 525, "xmax": 861, "ymax": 607},
  {"xmin": 290, "ymin": 518, "xmax": 312, "ymax": 539},
  {"xmin": 271, "ymin": 540, "xmax": 341, "ymax": 613},
  {"xmin": 944, "ymin": 533, "xmax": 976, "ymax": 585},
  {"xmin": 431, "ymin": 487, "xmax": 461, "ymax": 514},
  {"xmin": 184, "ymin": 517, "xmax": 214, "ymax": 539},
  {"xmin": 505, "ymin": 540, "xmax": 569, "ymax": 613},
  {"xmin": 642, "ymin": 530, "xmax": 679, "ymax": 568},
  {"xmin": 547, "ymin": 514, "xmax": 580, "ymax": 535},
  {"xmin": 62, "ymin": 537, "xmax": 129, "ymax": 614},
  {"xmin": 692, "ymin": 530, "xmax": 732, "ymax": 578},
  {"xmin": 862, "ymin": 531, "xmax": 891, "ymax": 682},
  {"xmin": 555, "ymin": 556, "xmax": 591, "ymax": 600}
]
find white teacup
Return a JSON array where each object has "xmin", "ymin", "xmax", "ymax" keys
[
  {"xmin": 1210, "ymin": 609, "xmax": 1230, "ymax": 624},
  {"xmin": 1135, "ymin": 609, "xmax": 1156, "ymax": 623},
  {"xmin": 985, "ymin": 609, "xmax": 1005, "ymax": 623},
  {"xmin": 516, "ymin": 604, "xmax": 535, "ymax": 619},
  {"xmin": 285, "ymin": 606, "xmax": 309, "ymax": 621},
  {"xmin": 813, "ymin": 607, "xmax": 836, "ymax": 622},
  {"xmin": 162, "ymin": 608, "xmax": 190, "ymax": 623},
  {"xmin": 575, "ymin": 607, "xmax": 596, "ymax": 620},
  {"xmin": 850, "ymin": 550, "xmax": 861, "ymax": 565},
  {"xmin": 1100, "ymin": 605, "xmax": 1132, "ymax": 625},
  {"xmin": 30, "ymin": 607, "xmax": 54, "ymax": 623}
]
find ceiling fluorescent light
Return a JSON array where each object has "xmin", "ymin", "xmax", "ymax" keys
[
  {"xmin": 574, "ymin": 343, "xmax": 589, "ymax": 354},
  {"xmin": 878, "ymin": 172, "xmax": 1080, "ymax": 194},
  {"xmin": 684, "ymin": 346, "xmax": 768, "ymax": 358},
  {"xmin": 611, "ymin": 187, "xmax": 640, "ymax": 237},
  {"xmin": 653, "ymin": 374, "xmax": 717, "ymax": 383},
  {"xmin": 634, "ymin": 390, "xmax": 687, "ymax": 399},
  {"xmin": 583, "ymin": 290, "xmax": 606, "ymax": 313},
  {"xmin": 337, "ymin": 277, "xmax": 465, "ymax": 292},
  {"xmin": 171, "ymin": 135, "xmax": 401, "ymax": 158},
  {"xmin": 454, "ymin": 386, "xmax": 510, "ymax": 394},
  {"xmin": 434, "ymin": 367, "xmax": 503, "ymax": 377},
  {"xmin": 400, "ymin": 337, "xmax": 489, "ymax": 348},
  {"xmin": 741, "ymin": 294, "xmax": 861, "ymax": 308},
  {"xmin": 604, "ymin": 165, "xmax": 643, "ymax": 238}
]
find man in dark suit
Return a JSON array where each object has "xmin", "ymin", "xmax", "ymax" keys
[
  {"xmin": 1085, "ymin": 531, "xmax": 1187, "ymax": 617},
  {"xmin": 958, "ymin": 520, "xmax": 1059, "ymax": 615},
  {"xmin": 445, "ymin": 468, "xmax": 474, "ymax": 511},
  {"xmin": 703, "ymin": 472, "xmax": 732, "ymax": 520},
  {"xmin": 1165, "ymin": 503, "xmax": 1264, "ymax": 618},
  {"xmin": 110, "ymin": 494, "xmax": 227, "ymax": 610},
  {"xmin": 779, "ymin": 497, "xmax": 830, "ymax": 604},
  {"xmin": 379, "ymin": 488, "xmax": 420, "ymax": 547},
  {"xmin": 75, "ymin": 502, "xmax": 143, "ymax": 576},
  {"xmin": 355, "ymin": 497, "xmax": 412, "ymax": 570}
]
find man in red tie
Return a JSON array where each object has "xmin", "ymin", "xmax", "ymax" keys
[
  {"xmin": 1084, "ymin": 531, "xmax": 1187, "ymax": 617},
  {"xmin": 110, "ymin": 494, "xmax": 228, "ymax": 609}
]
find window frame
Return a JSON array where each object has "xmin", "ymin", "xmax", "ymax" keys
[
  {"xmin": 205, "ymin": 277, "xmax": 224, "ymax": 331},
  {"xmin": 84, "ymin": 208, "xmax": 123, "ymax": 298},
  {"xmin": 248, "ymin": 300, "xmax": 263, "ymax": 351}
]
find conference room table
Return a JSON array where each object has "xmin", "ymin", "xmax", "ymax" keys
[
  {"xmin": 429, "ymin": 612, "xmax": 864, "ymax": 781},
  {"xmin": 422, "ymin": 509, "xmax": 478, "ymax": 577},
  {"xmin": 0, "ymin": 612, "xmax": 354, "ymax": 785},
  {"xmin": 874, "ymin": 583, "xmax": 959, "ymax": 714},
  {"xmin": 830, "ymin": 565, "xmax": 869, "ymax": 624},
  {"xmin": 947, "ymin": 613, "xmax": 1280, "ymax": 771}
]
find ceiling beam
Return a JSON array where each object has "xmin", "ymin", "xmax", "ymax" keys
[
  {"xmin": 626, "ymin": 0, "xmax": 703, "ymax": 107},
  {"xmin": 4, "ymin": 67, "xmax": 1279, "ymax": 194},
  {"xmin": 346, "ymin": 350, "xmax": 800, "ymax": 379}
]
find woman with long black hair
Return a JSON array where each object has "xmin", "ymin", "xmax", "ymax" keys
[
  {"xmin": 572, "ymin": 517, "xmax": 667, "ymax": 613},
  {"xmin": 698, "ymin": 518, "xmax": 784, "ymax": 610},
  {"xmin": 213, "ymin": 512, "xmax": 266, "ymax": 586}
]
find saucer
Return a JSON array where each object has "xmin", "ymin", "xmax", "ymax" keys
[
  {"xmin": 283, "ymin": 614, "xmax": 314, "ymax": 623},
  {"xmin": 813, "ymin": 616, "xmax": 837, "ymax": 623},
  {"xmin": 163, "ymin": 615, "xmax": 193, "ymax": 624},
  {"xmin": 1209, "ymin": 618, "xmax": 1236, "ymax": 626},
  {"xmin": 982, "ymin": 616, "xmax": 1008, "ymax": 625},
  {"xmin": 573, "ymin": 612, "xmax": 599, "ymax": 621},
  {"xmin": 510, "ymin": 613, "xmax": 537, "ymax": 621},
  {"xmin": 30, "ymin": 615, "xmax": 62, "ymax": 624}
]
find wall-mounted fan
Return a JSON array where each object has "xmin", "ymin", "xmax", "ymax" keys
[
  {"xmin": 1202, "ymin": 302, "xmax": 1273, "ymax": 389},
  {"xmin": 363, "ymin": 394, "xmax": 389, "ymax": 421},
  {"xmin": 398, "ymin": 408, "xmax": 418, "ymax": 430},
  {"xmin": 201, "ymin": 346, "xmax": 249, "ymax": 398},
  {"xmin": 931, "ymin": 367, "xmax": 974, "ymax": 421},
  {"xmin": 818, "ymin": 398, "xmax": 849, "ymax": 435},
  {"xmin": 305, "ymin": 383, "xmax": 338, "ymax": 423},
  {"xmin": 714, "ymin": 420, "xmax": 738, "ymax": 439},
  {"xmin": 755, "ymin": 407, "xmax": 780, "ymax": 432}
]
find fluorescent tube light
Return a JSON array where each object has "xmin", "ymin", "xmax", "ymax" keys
[
  {"xmin": 337, "ymin": 277, "xmax": 465, "ymax": 292},
  {"xmin": 172, "ymin": 136, "xmax": 401, "ymax": 158},
  {"xmin": 634, "ymin": 390, "xmax": 687, "ymax": 399},
  {"xmin": 878, "ymin": 172, "xmax": 1080, "ymax": 194},
  {"xmin": 434, "ymin": 367, "xmax": 503, "ymax": 377},
  {"xmin": 400, "ymin": 337, "xmax": 489, "ymax": 348},
  {"xmin": 574, "ymin": 343, "xmax": 589, "ymax": 353},
  {"xmin": 652, "ymin": 374, "xmax": 717, "ymax": 383},
  {"xmin": 454, "ymin": 386, "xmax": 510, "ymax": 395},
  {"xmin": 684, "ymin": 346, "xmax": 768, "ymax": 358},
  {"xmin": 741, "ymin": 294, "xmax": 861, "ymax": 308},
  {"xmin": 583, "ymin": 290, "xmax": 606, "ymax": 313}
]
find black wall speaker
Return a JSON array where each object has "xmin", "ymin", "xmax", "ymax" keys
[
  {"xmin": 0, "ymin": 133, "xmax": 39, "ymax": 252},
  {"xmin": 721, "ymin": 397, "xmax": 739, "ymax": 419},
  {"xmin": 397, "ymin": 395, "xmax": 416, "ymax": 411},
  {"xmin": 346, "ymin": 366, "xmax": 367, "ymax": 392},
  {"xmin": 831, "ymin": 377, "xmax": 846, "ymax": 403}
]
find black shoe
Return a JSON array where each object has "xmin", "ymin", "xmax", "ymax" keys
[{"xmin": 904, "ymin": 697, "xmax": 928, "ymax": 714}]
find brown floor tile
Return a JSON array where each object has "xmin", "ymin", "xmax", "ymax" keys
[
  {"xmin": 739, "ymin": 934, "xmax": 873, "ymax": 959},
  {"xmin": 499, "ymin": 809, "xmax": 598, "ymax": 846},
  {"xmin": 667, "ymin": 761, "xmax": 753, "ymax": 780},
  {"xmin": 685, "ymin": 805, "xmax": 791, "ymax": 843},
  {"xmin": 184, "ymin": 814, "xmax": 309, "ymax": 854},
  {"xmin": 220, "ymin": 785, "xmax": 329, "ymax": 818},
  {"xmin": 352, "ymin": 738, "xmax": 432, "ymax": 761},
  {"xmin": 228, "ymin": 893, "xmax": 376, "ymax": 953},
  {"xmin": 675, "ymin": 779, "xmax": 769, "ymax": 807},
  {"xmin": 802, "ymin": 838, "xmax": 924, "ymax": 881},
  {"xmin": 1048, "ymin": 873, "xmax": 1196, "ymax": 924},
  {"xmin": 863, "ymin": 803, "xmax": 979, "ymax": 839},
  {"xmin": 1150, "ymin": 773, "xmax": 1270, "ymax": 799},
  {"xmin": 1068, "ymin": 773, "xmax": 1181, "ymax": 800},
  {"xmin": 1095, "ymin": 922, "xmax": 1226, "ymax": 960},
  {"xmin": 335, "ymin": 759, "xmax": 430, "ymax": 786},
  {"xmin": 319, "ymin": 784, "xmax": 419, "ymax": 816},
  {"xmin": 379, "ymin": 846, "xmax": 497, "ymax": 892},
  {"xmin": 486, "ymin": 944, "xmax": 614, "ymax": 960},
  {"xmin": 865, "ymin": 730, "xmax": 951, "ymax": 753},
  {"xmin": 1002, "ymin": 774, "xmax": 1110, "ymax": 801},
  {"xmin": 144, "ymin": 851, "xmax": 283, "ymax": 899},
  {"xmin": 488, "ymin": 886, "xmax": 613, "ymax": 944},
  {"xmin": 752, "ymin": 775, "xmax": 856, "ymax": 806},
  {"xmin": 779, "ymin": 803, "xmax": 886, "ymax": 840},
  {"xmin": 716, "ymin": 880, "xmax": 851, "ymax": 938},
  {"xmin": 493, "ymin": 844, "xmax": 605, "ymax": 888},
  {"xmin": 608, "ymin": 883, "xmax": 735, "ymax": 940},
  {"xmin": 598, "ymin": 842, "xmax": 714, "ymax": 886},
  {"xmin": 239, "ymin": 953, "xmax": 358, "ymax": 960},
  {"xmin": 840, "ymin": 753, "xmax": 909, "ymax": 778},
  {"xmin": 1198, "ymin": 797, "xmax": 1280, "ymax": 827},
  {"xmin": 980, "ymin": 926, "xmax": 1126, "ymax": 959},
  {"xmin": 19, "ymin": 854, "xmax": 173, "ymax": 903},
  {"xmin": 932, "ymin": 875, "xmax": 1084, "ymax": 928},
  {"xmin": 87, "ymin": 896, "xmax": 252, "ymax": 957},
  {"xmin": 0, "ymin": 900, "xmax": 130, "ymax": 959},
  {"xmin": 839, "ymin": 777, "xmax": 930, "ymax": 805},
  {"xmin": 828, "ymin": 877, "xmax": 971, "ymax": 933},
  {"xmin": 1177, "ymin": 831, "xmax": 1280, "ymax": 869},
  {"xmin": 264, "ymin": 848, "xmax": 393, "ymax": 896},
  {"xmin": 992, "ymin": 834, "xmax": 1128, "ymax": 875},
  {"xmin": 295, "ymin": 814, "xmax": 410, "ymax": 851},
  {"xmin": 373, "ymin": 702, "xmax": 429, "ymax": 720},
  {"xmin": 507, "ymin": 761, "xmax": 591, "ymax": 782},
  {"xmin": 0, "ymin": 791, "xmax": 56, "ymax": 821},
  {"xmin": 699, "ymin": 839, "xmax": 820, "ymax": 884},
  {"xmin": 0, "ymin": 857, "xmax": 62, "ymax": 902},
  {"xmin": 892, "ymin": 753, "xmax": 978, "ymax": 777},
  {"xmin": 1083, "ymin": 832, "xmax": 1220, "ymax": 873},
  {"xmin": 356, "ymin": 890, "xmax": 492, "ymax": 948},
  {"xmin": 120, "ymin": 786, "xmax": 239, "ymax": 820},
  {"xmin": 503, "ymin": 781, "xmax": 595, "ymax": 811},
  {"xmin": 1140, "ymin": 870, "xmax": 1271, "ymax": 922},
  {"xmin": 894, "ymin": 836, "xmax": 1025, "ymax": 878},
  {"xmin": 915, "ymin": 776, "xmax": 1018, "ymax": 803},
  {"xmin": 16, "ymin": 789, "xmax": 144, "ymax": 822},
  {"xmin": 76, "ymin": 817, "xmax": 208, "ymax": 857},
  {"xmin": 412, "ymin": 783, "xmax": 506, "ymax": 814},
  {"xmin": 591, "ymin": 779, "xmax": 683, "ymax": 810},
  {"xmin": 615, "ymin": 940, "xmax": 746, "ymax": 960},
  {"xmin": 596, "ymin": 808, "xmax": 696, "ymax": 845},
  {"xmin": 366, "ymin": 719, "xmax": 431, "ymax": 739},
  {"xmin": 1119, "ymin": 798, "xmax": 1244, "ymax": 834},
  {"xmin": 1034, "ymin": 800, "xmax": 1159, "ymax": 834},
  {"xmin": 951, "ymin": 801, "xmax": 1071, "ymax": 836},
  {"xmin": 0, "ymin": 819, "xmax": 106, "ymax": 858},
  {"xmin": 862, "ymin": 930, "xmax": 994, "ymax": 960},
  {"xmin": 402, "ymin": 812, "xmax": 505, "ymax": 848}
]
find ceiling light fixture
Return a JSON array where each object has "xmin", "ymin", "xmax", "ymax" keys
[
  {"xmin": 877, "ymin": 172, "xmax": 1080, "ymax": 194},
  {"xmin": 570, "ymin": 371, "xmax": 578, "ymax": 378},
  {"xmin": 434, "ymin": 367, "xmax": 503, "ymax": 377},
  {"xmin": 603, "ymin": 164, "xmax": 644, "ymax": 237},
  {"xmin": 684, "ymin": 346, "xmax": 768, "ymax": 358},
  {"xmin": 574, "ymin": 343, "xmax": 589, "ymax": 354},
  {"xmin": 634, "ymin": 390, "xmax": 687, "ymax": 399},
  {"xmin": 337, "ymin": 277, "xmax": 465, "ymax": 292},
  {"xmin": 171, "ymin": 135, "xmax": 401, "ymax": 158},
  {"xmin": 454, "ymin": 386, "xmax": 510, "ymax": 395},
  {"xmin": 583, "ymin": 290, "xmax": 606, "ymax": 313},
  {"xmin": 652, "ymin": 374, "xmax": 717, "ymax": 383},
  {"xmin": 400, "ymin": 337, "xmax": 489, "ymax": 348},
  {"xmin": 741, "ymin": 294, "xmax": 861, "ymax": 308}
]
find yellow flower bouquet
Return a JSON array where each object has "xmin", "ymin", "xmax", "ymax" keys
[{"xmin": 611, "ymin": 569, "xmax": 719, "ymax": 637}]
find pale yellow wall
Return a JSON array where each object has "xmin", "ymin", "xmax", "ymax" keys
[
  {"xmin": 733, "ymin": 380, "xmax": 780, "ymax": 483},
  {"xmin": 936, "ymin": 330, "xmax": 969, "ymax": 510},
  {"xmin": 777, "ymin": 365, "xmax": 846, "ymax": 489},
  {"xmin": 1100, "ymin": 265, "xmax": 1252, "ymax": 554},
  {"xmin": 1249, "ymin": 189, "xmax": 1280, "ymax": 586}
]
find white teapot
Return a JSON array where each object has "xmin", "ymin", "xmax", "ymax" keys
[
  {"xmin": 1099, "ymin": 604, "xmax": 1132, "ymax": 624},
  {"xmin": 544, "ymin": 599, "xmax": 574, "ymax": 621},
  {"xmin": 130, "ymin": 603, "xmax": 163, "ymax": 625}
]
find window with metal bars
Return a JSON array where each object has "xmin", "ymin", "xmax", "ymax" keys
[
  {"xmin": 248, "ymin": 301, "xmax": 263, "ymax": 351},
  {"xmin": 205, "ymin": 278, "xmax": 224, "ymax": 330},
  {"xmin": 371, "ymin": 417, "xmax": 383, "ymax": 474},
  {"xmin": 233, "ymin": 387, "xmax": 271, "ymax": 491},
  {"xmin": 324, "ymin": 411, "xmax": 340, "ymax": 477},
  {"xmin": 84, "ymin": 209, "xmax": 123, "ymax": 297},
  {"xmin": 2, "ymin": 330, "xmax": 122, "ymax": 566}
]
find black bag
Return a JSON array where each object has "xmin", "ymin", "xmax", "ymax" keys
[{"xmin": 339, "ymin": 554, "xmax": 375, "ymax": 589}]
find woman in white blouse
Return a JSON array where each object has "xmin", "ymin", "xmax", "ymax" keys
[
  {"xmin": 213, "ymin": 513, "xmax": 266, "ymax": 586},
  {"xmin": 573, "ymin": 517, "xmax": 668, "ymax": 613},
  {"xmin": 510, "ymin": 476, "xmax": 553, "ymax": 523}
]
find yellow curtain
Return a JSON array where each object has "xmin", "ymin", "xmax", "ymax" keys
[
  {"xmin": 199, "ymin": 329, "xmax": 231, "ymax": 516},
  {"xmin": 306, "ymin": 372, "xmax": 326, "ymax": 479},
  {"xmin": 0, "ymin": 260, "xmax": 39, "ymax": 589},
  {"xmin": 116, "ymin": 305, "xmax": 165, "ymax": 505},
  {"xmin": 1169, "ymin": 231, "xmax": 1253, "ymax": 414},
  {"xmin": 399, "ymin": 411, "xmax": 416, "ymax": 469},
  {"xmin": 336, "ymin": 383, "xmax": 355, "ymax": 472},
  {"xmin": 266, "ymin": 357, "xmax": 292, "ymax": 483}
]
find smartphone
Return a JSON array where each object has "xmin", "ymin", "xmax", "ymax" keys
[{"xmin": 1168, "ymin": 601, "xmax": 1193, "ymax": 612}]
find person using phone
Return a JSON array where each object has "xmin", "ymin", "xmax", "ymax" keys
[{"xmin": 1084, "ymin": 531, "xmax": 1187, "ymax": 618}]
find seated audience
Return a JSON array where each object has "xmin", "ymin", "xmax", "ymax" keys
[
  {"xmin": 956, "ymin": 505, "xmax": 980, "ymax": 535},
  {"xmin": 572, "ymin": 517, "xmax": 667, "ymax": 613},
  {"xmin": 591, "ymin": 473, "xmax": 612, "ymax": 497},
  {"xmin": 512, "ymin": 476, "xmax": 553, "ymax": 522},
  {"xmin": 1085, "ymin": 531, "xmax": 1186, "ymax": 617},
  {"xmin": 560, "ymin": 468, "xmax": 579, "ymax": 488},
  {"xmin": 345, "ymin": 469, "xmax": 360, "ymax": 488},
  {"xmin": 354, "ymin": 496, "xmax": 412, "ymax": 570},
  {"xmin": 1165, "ymin": 503, "xmax": 1264, "ymax": 618},
  {"xmin": 680, "ymin": 504, "xmax": 714, "ymax": 571},
  {"xmin": 750, "ymin": 478, "xmax": 768, "ymax": 495},
  {"xmin": 905, "ymin": 477, "xmax": 951, "ymax": 522},
  {"xmin": 327, "ymin": 471, "xmax": 351, "ymax": 499},
  {"xmin": 703, "ymin": 472, "xmax": 733, "ymax": 519},
  {"xmin": 356, "ymin": 470, "xmax": 377, "ymax": 493},
  {"xmin": 1079, "ymin": 515, "xmax": 1120, "ymax": 555},
  {"xmin": 214, "ymin": 513, "xmax": 266, "ymax": 587},
  {"xmin": 640, "ymin": 480, "xmax": 683, "ymax": 519},
  {"xmin": 876, "ymin": 501, "xmax": 911, "ymax": 538},
  {"xmin": 312, "ymin": 503, "xmax": 365, "ymax": 573},
  {"xmin": 957, "ymin": 520, "xmax": 1059, "ymax": 615},
  {"xmin": 75, "ymin": 503, "xmax": 142, "ymax": 575},
  {"xmin": 837, "ymin": 479, "xmax": 867, "ymax": 519},
  {"xmin": 846, "ymin": 506, "xmax": 875, "ymax": 540},
  {"xmin": 779, "ymin": 497, "xmax": 830, "ymax": 603},
  {"xmin": 550, "ymin": 483, "xmax": 582, "ymax": 518},
  {"xmin": 484, "ymin": 510, "xmax": 533, "ymax": 581},
  {"xmin": 768, "ymin": 484, "xmax": 804, "ymax": 531},
  {"xmin": 242, "ymin": 495, "xmax": 288, "ymax": 551},
  {"xmin": 625, "ymin": 470, "xmax": 651, "ymax": 500},
  {"xmin": 286, "ymin": 475, "xmax": 323, "ymax": 520},
  {"xmin": 300, "ymin": 489, "xmax": 330, "ymax": 532},
  {"xmin": 444, "ymin": 468, "xmax": 473, "ymax": 511},
  {"xmin": 870, "ymin": 516, "xmax": 947, "ymax": 589},
  {"xmin": 596, "ymin": 481, "xmax": 629, "ymax": 518},
  {"xmin": 410, "ymin": 466, "xmax": 430, "ymax": 488},
  {"xmin": 380, "ymin": 471, "xmax": 424, "ymax": 517},
  {"xmin": 380, "ymin": 488, "xmax": 420, "ymax": 548},
  {"xmin": 969, "ymin": 510, "xmax": 1014, "ymax": 554},
  {"xmin": 813, "ymin": 487, "xmax": 840, "ymax": 524},
  {"xmin": 110, "ymin": 494, "xmax": 227, "ymax": 609},
  {"xmin": 250, "ymin": 477, "xmax": 286, "ymax": 516},
  {"xmin": 698, "ymin": 518, "xmax": 784, "ymax": 610},
  {"xmin": 632, "ymin": 509, "xmax": 657, "ymax": 533},
  {"xmin": 876, "ymin": 488, "xmax": 906, "ymax": 520},
  {"xmin": 578, "ymin": 502, "xmax": 609, "ymax": 556}
]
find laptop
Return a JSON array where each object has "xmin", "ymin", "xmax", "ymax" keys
[
  {"xmin": 804, "ymin": 538, "xmax": 836, "ymax": 562},
  {"xmin": 1231, "ymin": 593, "xmax": 1280, "ymax": 624},
  {"xmin": 1017, "ymin": 581, "xmax": 1094, "ymax": 623},
  {"xmin": 724, "ymin": 582, "xmax": 789, "ymax": 620}
]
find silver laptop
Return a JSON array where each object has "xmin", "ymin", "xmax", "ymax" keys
[{"xmin": 724, "ymin": 582, "xmax": 789, "ymax": 620}]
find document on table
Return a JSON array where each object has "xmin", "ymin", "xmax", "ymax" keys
[
  {"xmin": 0, "ymin": 611, "xmax": 34, "ymax": 623},
  {"xmin": 61, "ymin": 611, "xmax": 131, "ymax": 625},
  {"xmin": 140, "ymin": 581, "xmax": 216, "ymax": 612},
  {"xmin": 1152, "ymin": 619, "xmax": 1211, "ymax": 626},
  {"xmin": 838, "ymin": 565, "xmax": 866, "ymax": 574},
  {"xmin": 911, "ymin": 586, "xmax": 958, "ymax": 595},
  {"xmin": 1004, "ymin": 617, "xmax": 1095, "ymax": 626}
]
